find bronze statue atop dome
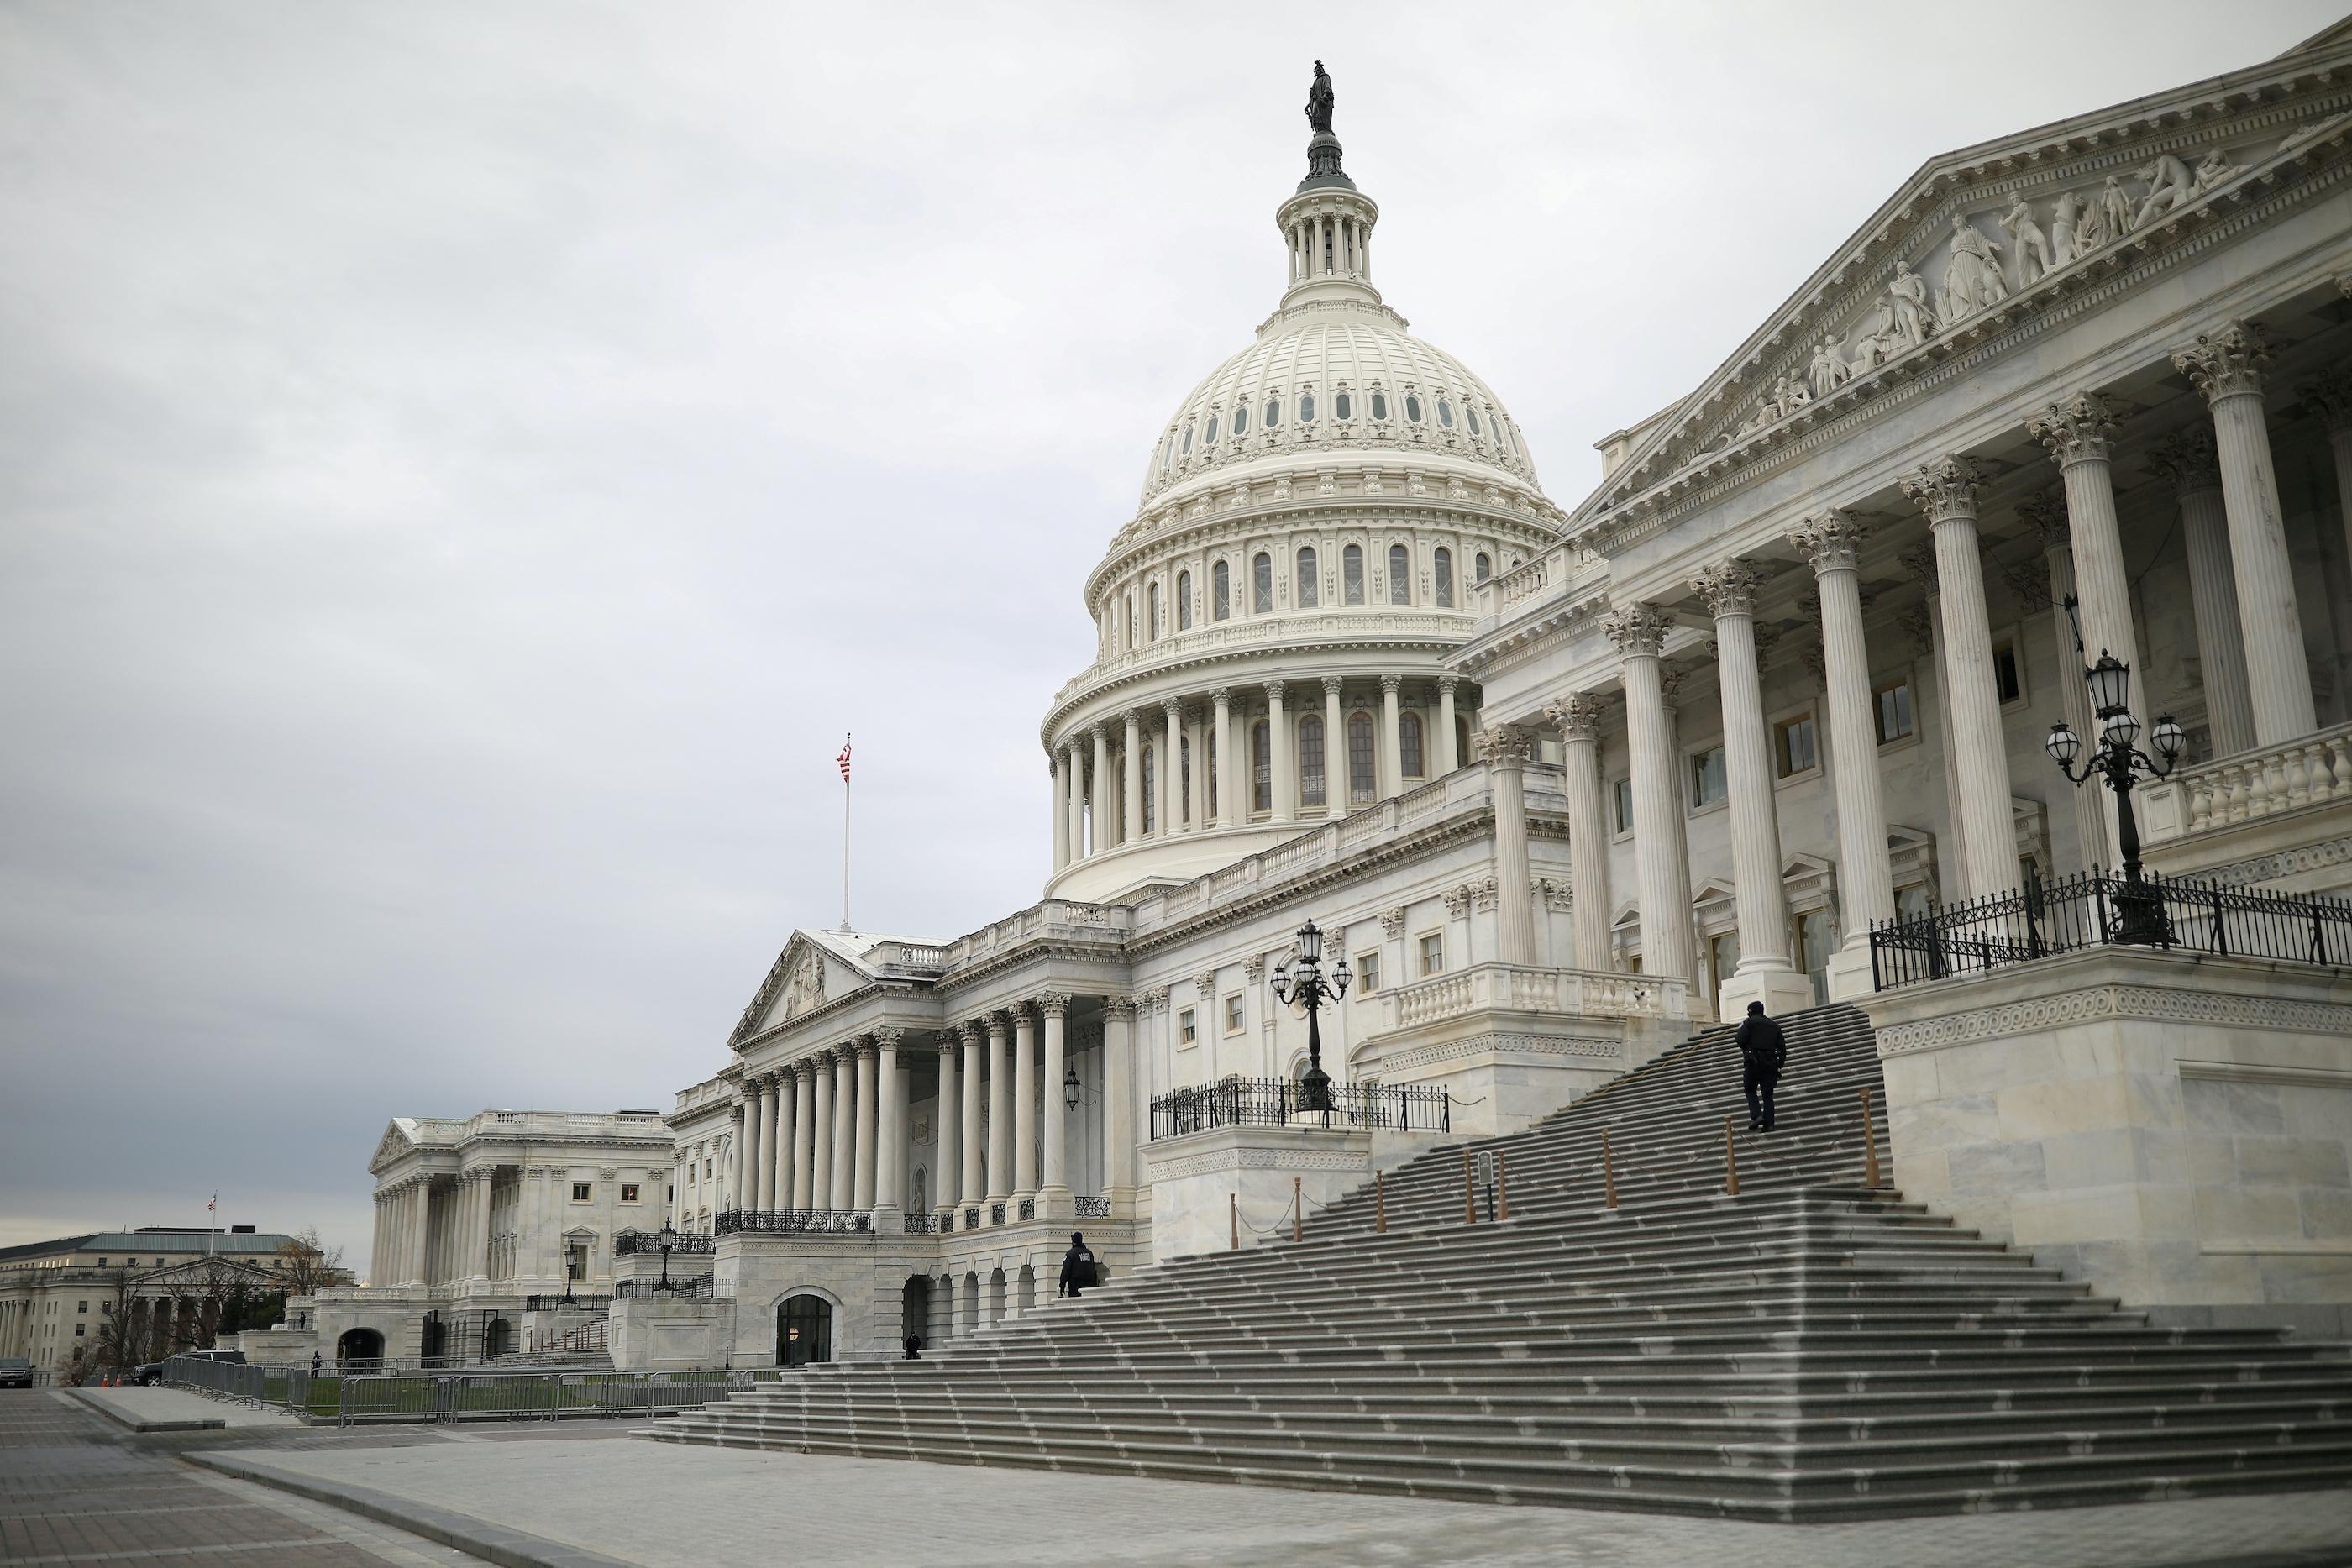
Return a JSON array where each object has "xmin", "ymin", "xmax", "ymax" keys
[
  {"xmin": 1306, "ymin": 61, "xmax": 1335, "ymax": 136},
  {"xmin": 1297, "ymin": 60, "xmax": 1352, "ymax": 191}
]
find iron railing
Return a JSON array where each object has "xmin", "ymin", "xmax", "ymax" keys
[
  {"xmin": 716, "ymin": 1209, "xmax": 873, "ymax": 1235},
  {"xmin": 901, "ymin": 1214, "xmax": 941, "ymax": 1234},
  {"xmin": 1868, "ymin": 868, "xmax": 2352, "ymax": 991},
  {"xmin": 521, "ymin": 1294, "xmax": 610, "ymax": 1314},
  {"xmin": 612, "ymin": 1275, "xmax": 715, "ymax": 1299},
  {"xmin": 1074, "ymin": 1195, "xmax": 1111, "ymax": 1219},
  {"xmin": 614, "ymin": 1230, "xmax": 717, "ymax": 1256},
  {"xmin": 1150, "ymin": 1076, "xmax": 1452, "ymax": 1141},
  {"xmin": 161, "ymin": 1353, "xmax": 769, "ymax": 1424}
]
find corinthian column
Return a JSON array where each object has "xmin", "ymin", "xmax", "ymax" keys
[
  {"xmin": 1791, "ymin": 512, "xmax": 1892, "ymax": 998},
  {"xmin": 934, "ymin": 1034, "xmax": 959, "ymax": 1213},
  {"xmin": 872, "ymin": 1030, "xmax": 901, "ymax": 1217},
  {"xmin": 754, "ymin": 1075, "xmax": 779, "ymax": 1210},
  {"xmin": 1013, "ymin": 1004, "xmax": 1038, "ymax": 1205},
  {"xmin": 1903, "ymin": 455, "xmax": 2019, "ymax": 900},
  {"xmin": 1322, "ymin": 678, "xmax": 1345, "ymax": 812},
  {"xmin": 1478, "ymin": 726, "xmax": 1537, "ymax": 966},
  {"xmin": 1544, "ymin": 691, "xmax": 1613, "ymax": 971},
  {"xmin": 1267, "ymin": 682, "xmax": 1293, "ymax": 821},
  {"xmin": 1090, "ymin": 723, "xmax": 1113, "ymax": 851},
  {"xmin": 1162, "ymin": 700, "xmax": 1183, "ymax": 833},
  {"xmin": 790, "ymin": 1063, "xmax": 815, "ymax": 1210},
  {"xmin": 2303, "ymin": 368, "xmax": 2352, "ymax": 594},
  {"xmin": 1379, "ymin": 674, "xmax": 1404, "ymax": 798},
  {"xmin": 808, "ymin": 1051, "xmax": 834, "ymax": 1210},
  {"xmin": 1604, "ymin": 605, "xmax": 1697, "ymax": 987},
  {"xmin": 829, "ymin": 1048, "xmax": 856, "ymax": 1211},
  {"xmin": 736, "ymin": 1088, "xmax": 759, "ymax": 1214},
  {"xmin": 1692, "ymin": 560, "xmax": 1809, "ymax": 1015},
  {"xmin": 960, "ymin": 1021, "xmax": 984, "ymax": 1210},
  {"xmin": 1038, "ymin": 994, "xmax": 1070, "ymax": 1215},
  {"xmin": 2146, "ymin": 429, "xmax": 2255, "ymax": 758},
  {"xmin": 1105, "ymin": 996, "xmax": 1137, "ymax": 1203},
  {"xmin": 1052, "ymin": 749, "xmax": 1073, "ymax": 871},
  {"xmin": 985, "ymin": 1013, "xmax": 1012, "ymax": 1209},
  {"xmin": 1122, "ymin": 711, "xmax": 1142, "ymax": 842},
  {"xmin": 853, "ymin": 1039, "xmax": 878, "ymax": 1210},
  {"xmin": 2175, "ymin": 323, "xmax": 2317, "ymax": 743},
  {"xmin": 2018, "ymin": 496, "xmax": 2105, "ymax": 873},
  {"xmin": 1211, "ymin": 689, "xmax": 1235, "ymax": 827},
  {"xmin": 1066, "ymin": 745, "xmax": 1087, "ymax": 859},
  {"xmin": 1436, "ymin": 676, "xmax": 1461, "ymax": 774}
]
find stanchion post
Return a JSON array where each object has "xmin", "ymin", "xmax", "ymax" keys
[
  {"xmin": 1498, "ymin": 1150, "xmax": 1509, "ymax": 1221},
  {"xmin": 1861, "ymin": 1087, "xmax": 1883, "ymax": 1190},
  {"xmin": 1723, "ymin": 1114, "xmax": 1740, "ymax": 1196},
  {"xmin": 1375, "ymin": 1170, "xmax": 1387, "ymax": 1234},
  {"xmin": 1230, "ymin": 1192, "xmax": 1238, "ymax": 1251},
  {"xmin": 1602, "ymin": 1125, "xmax": 1617, "ymax": 1209},
  {"xmin": 1462, "ymin": 1147, "xmax": 1476, "ymax": 1225},
  {"xmin": 1293, "ymin": 1175, "xmax": 1303, "ymax": 1243}
]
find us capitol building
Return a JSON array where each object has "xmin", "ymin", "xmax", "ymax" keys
[{"xmin": 310, "ymin": 31, "xmax": 2352, "ymax": 1374}]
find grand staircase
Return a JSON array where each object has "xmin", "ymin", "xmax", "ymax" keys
[{"xmin": 642, "ymin": 1004, "xmax": 2352, "ymax": 1519}]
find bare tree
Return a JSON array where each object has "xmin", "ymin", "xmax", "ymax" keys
[
  {"xmin": 271, "ymin": 1227, "xmax": 347, "ymax": 1297},
  {"xmin": 160, "ymin": 1256, "xmax": 280, "ymax": 1350},
  {"xmin": 87, "ymin": 1268, "xmax": 144, "ymax": 1377}
]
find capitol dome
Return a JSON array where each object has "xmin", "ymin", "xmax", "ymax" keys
[{"xmin": 1042, "ymin": 67, "xmax": 1564, "ymax": 905}]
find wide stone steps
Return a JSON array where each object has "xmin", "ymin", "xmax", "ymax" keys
[{"xmin": 642, "ymin": 1002, "xmax": 2352, "ymax": 1518}]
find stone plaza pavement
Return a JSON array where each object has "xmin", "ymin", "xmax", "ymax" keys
[{"xmin": 212, "ymin": 1423, "xmax": 2352, "ymax": 1568}]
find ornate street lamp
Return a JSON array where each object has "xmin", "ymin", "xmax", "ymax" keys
[
  {"xmin": 1063, "ymin": 1062, "xmax": 1082, "ymax": 1112},
  {"xmin": 1269, "ymin": 917, "xmax": 1351, "ymax": 1112},
  {"xmin": 654, "ymin": 1219, "xmax": 678, "ymax": 1294},
  {"xmin": 2045, "ymin": 646, "xmax": 2183, "ymax": 944}
]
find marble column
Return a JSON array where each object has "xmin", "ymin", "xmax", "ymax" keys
[
  {"xmin": 1379, "ymin": 674, "xmax": 1404, "ymax": 799},
  {"xmin": 1013, "ymin": 1005, "xmax": 1038, "ymax": 1205},
  {"xmin": 1122, "ymin": 711, "xmax": 1142, "ymax": 842},
  {"xmin": 853, "ymin": 1039, "xmax": 879, "ymax": 1211},
  {"xmin": 830, "ymin": 1049, "xmax": 857, "ymax": 1211},
  {"xmin": 1052, "ymin": 749, "xmax": 1073, "ymax": 871},
  {"xmin": 1903, "ymin": 455, "xmax": 2019, "ymax": 901},
  {"xmin": 809, "ymin": 1051, "xmax": 835, "ymax": 1211},
  {"xmin": 934, "ymin": 1034, "xmax": 959, "ymax": 1213},
  {"xmin": 959, "ymin": 1022, "xmax": 985, "ymax": 1211},
  {"xmin": 1901, "ymin": 550, "xmax": 1971, "ymax": 899},
  {"xmin": 1105, "ymin": 996, "xmax": 1137, "ymax": 1203},
  {"xmin": 1189, "ymin": 709, "xmax": 1210, "ymax": 830},
  {"xmin": 2147, "ymin": 429, "xmax": 2255, "ymax": 758},
  {"xmin": 1039, "ymin": 994, "xmax": 1070, "ymax": 1214},
  {"xmin": 873, "ymin": 1031, "xmax": 901, "ymax": 1216},
  {"xmin": 1545, "ymin": 690, "xmax": 1613, "ymax": 971},
  {"xmin": 1605, "ymin": 605, "xmax": 1698, "ymax": 985},
  {"xmin": 2175, "ymin": 323, "xmax": 2318, "ymax": 743},
  {"xmin": 1322, "ymin": 678, "xmax": 1345, "ymax": 813},
  {"xmin": 1792, "ymin": 511, "xmax": 1894, "ymax": 997},
  {"xmin": 1436, "ymin": 675, "xmax": 1461, "ymax": 774},
  {"xmin": 2303, "ymin": 367, "xmax": 2352, "ymax": 600},
  {"xmin": 1066, "ymin": 745, "xmax": 1086, "ymax": 860},
  {"xmin": 754, "ymin": 1076, "xmax": 780, "ymax": 1210},
  {"xmin": 403, "ymin": 1177, "xmax": 429, "ymax": 1286},
  {"xmin": 985, "ymin": 1014, "xmax": 1012, "ymax": 1209},
  {"xmin": 1693, "ymin": 559, "xmax": 1806, "ymax": 1015},
  {"xmin": 2018, "ymin": 496, "xmax": 2107, "ymax": 874},
  {"xmin": 736, "ymin": 1091, "xmax": 759, "ymax": 1214},
  {"xmin": 1267, "ymin": 682, "xmax": 1293, "ymax": 821},
  {"xmin": 790, "ymin": 1063, "xmax": 816, "ymax": 1211},
  {"xmin": 1211, "ymin": 688, "xmax": 1235, "ymax": 827},
  {"xmin": 1162, "ymin": 700, "xmax": 1182, "ymax": 834},
  {"xmin": 1090, "ymin": 724, "xmax": 1112, "ymax": 853},
  {"xmin": 464, "ymin": 1169, "xmax": 491, "ymax": 1289},
  {"xmin": 2032, "ymin": 392, "xmax": 2139, "ymax": 866},
  {"xmin": 1478, "ymin": 725, "xmax": 1538, "ymax": 966}
]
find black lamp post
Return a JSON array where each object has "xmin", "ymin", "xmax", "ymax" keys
[
  {"xmin": 2045, "ymin": 647, "xmax": 2184, "ymax": 944},
  {"xmin": 654, "ymin": 1219, "xmax": 678, "ymax": 1294},
  {"xmin": 1269, "ymin": 917, "xmax": 1351, "ymax": 1112}
]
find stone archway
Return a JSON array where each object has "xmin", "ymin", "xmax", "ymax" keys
[
  {"xmin": 776, "ymin": 1293, "xmax": 831, "ymax": 1366},
  {"xmin": 336, "ymin": 1328, "xmax": 384, "ymax": 1366},
  {"xmin": 900, "ymin": 1277, "xmax": 931, "ymax": 1350}
]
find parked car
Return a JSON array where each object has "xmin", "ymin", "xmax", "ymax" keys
[
  {"xmin": 129, "ymin": 1362, "xmax": 164, "ymax": 1387},
  {"xmin": 179, "ymin": 1349, "xmax": 245, "ymax": 1366},
  {"xmin": 0, "ymin": 1357, "xmax": 32, "ymax": 1389}
]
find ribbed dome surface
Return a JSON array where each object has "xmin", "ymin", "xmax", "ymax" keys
[{"xmin": 1139, "ymin": 302, "xmax": 1540, "ymax": 505}]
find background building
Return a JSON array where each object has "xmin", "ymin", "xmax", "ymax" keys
[{"xmin": 0, "ymin": 1225, "xmax": 334, "ymax": 1377}]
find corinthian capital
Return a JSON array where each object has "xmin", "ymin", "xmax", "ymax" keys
[
  {"xmin": 2144, "ymin": 426, "xmax": 2221, "ymax": 497},
  {"xmin": 2013, "ymin": 490, "xmax": 2069, "ymax": 549},
  {"xmin": 1541, "ymin": 690, "xmax": 1608, "ymax": 744},
  {"xmin": 1601, "ymin": 602, "xmax": 1671, "ymax": 658},
  {"xmin": 1788, "ymin": 509, "xmax": 1866, "ymax": 574},
  {"xmin": 1474, "ymin": 724, "xmax": 1535, "ymax": 767},
  {"xmin": 1900, "ymin": 454, "xmax": 1986, "ymax": 525},
  {"xmin": 2301, "ymin": 367, "xmax": 2352, "ymax": 436},
  {"xmin": 2028, "ymin": 391, "xmax": 2118, "ymax": 469},
  {"xmin": 1037, "ymin": 992, "xmax": 1072, "ymax": 1019},
  {"xmin": 1689, "ymin": 560, "xmax": 1764, "ymax": 619},
  {"xmin": 2172, "ymin": 321, "xmax": 2271, "ymax": 403}
]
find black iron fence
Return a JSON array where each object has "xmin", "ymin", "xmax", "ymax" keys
[
  {"xmin": 614, "ymin": 1230, "xmax": 717, "ymax": 1256},
  {"xmin": 1150, "ymin": 1076, "xmax": 1451, "ymax": 1141},
  {"xmin": 715, "ymin": 1209, "xmax": 872, "ymax": 1235},
  {"xmin": 520, "ymin": 1293, "xmax": 610, "ymax": 1314},
  {"xmin": 612, "ymin": 1275, "xmax": 715, "ymax": 1299},
  {"xmin": 1868, "ymin": 868, "xmax": 2352, "ymax": 991}
]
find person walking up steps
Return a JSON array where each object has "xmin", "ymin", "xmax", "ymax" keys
[
  {"xmin": 1058, "ymin": 1232, "xmax": 1098, "ymax": 1299},
  {"xmin": 1737, "ymin": 1000, "xmax": 1787, "ymax": 1132}
]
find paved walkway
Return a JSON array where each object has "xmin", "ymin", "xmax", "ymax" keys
[
  {"xmin": 75, "ymin": 1384, "xmax": 305, "ymax": 1429},
  {"xmin": 217, "ymin": 1427, "xmax": 2352, "ymax": 1567}
]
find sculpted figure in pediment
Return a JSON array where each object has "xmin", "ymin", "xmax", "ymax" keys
[
  {"xmin": 1887, "ymin": 260, "xmax": 1935, "ymax": 348},
  {"xmin": 2048, "ymin": 191, "xmax": 2082, "ymax": 267},
  {"xmin": 2192, "ymin": 147, "xmax": 2244, "ymax": 193},
  {"xmin": 1999, "ymin": 194, "xmax": 2051, "ymax": 289},
  {"xmin": 1938, "ymin": 217, "xmax": 2008, "ymax": 324},
  {"xmin": 2073, "ymin": 188, "xmax": 2111, "ymax": 251},
  {"xmin": 1809, "ymin": 335, "xmax": 1849, "ymax": 397},
  {"xmin": 2096, "ymin": 176, "xmax": 2133, "ymax": 243},
  {"xmin": 2134, "ymin": 153, "xmax": 2198, "ymax": 227},
  {"xmin": 781, "ymin": 946, "xmax": 827, "ymax": 1020}
]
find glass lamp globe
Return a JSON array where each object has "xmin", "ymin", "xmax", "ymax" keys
[
  {"xmin": 2086, "ymin": 651, "xmax": 2132, "ymax": 717},
  {"xmin": 2152, "ymin": 714, "xmax": 2185, "ymax": 759},
  {"xmin": 2103, "ymin": 707, "xmax": 2141, "ymax": 747},
  {"xmin": 1296, "ymin": 919, "xmax": 1323, "ymax": 964},
  {"xmin": 2045, "ymin": 721, "xmax": 2081, "ymax": 766}
]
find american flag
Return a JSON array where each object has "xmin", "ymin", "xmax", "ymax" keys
[
  {"xmin": 837, "ymin": 735, "xmax": 853, "ymax": 783},
  {"xmin": 207, "ymin": 1193, "xmax": 216, "ymax": 1213}
]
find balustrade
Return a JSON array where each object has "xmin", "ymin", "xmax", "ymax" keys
[
  {"xmin": 1383, "ymin": 961, "xmax": 1683, "ymax": 1030},
  {"xmin": 2143, "ymin": 720, "xmax": 2352, "ymax": 838}
]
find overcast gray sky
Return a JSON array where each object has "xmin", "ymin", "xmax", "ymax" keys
[{"xmin": 3, "ymin": 1, "xmax": 2340, "ymax": 1269}]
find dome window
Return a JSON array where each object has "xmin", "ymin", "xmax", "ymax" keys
[
  {"xmin": 1474, "ymin": 552, "xmax": 1492, "ymax": 584},
  {"xmin": 1180, "ymin": 422, "xmax": 1194, "ymax": 455},
  {"xmin": 1205, "ymin": 412, "xmax": 1220, "ymax": 444},
  {"xmin": 1434, "ymin": 548, "xmax": 1454, "ymax": 607},
  {"xmin": 1296, "ymin": 547, "xmax": 1319, "ymax": 606},
  {"xmin": 1299, "ymin": 391, "xmax": 1317, "ymax": 423},
  {"xmin": 1178, "ymin": 569, "xmax": 1194, "ymax": 631},
  {"xmin": 1369, "ymin": 391, "xmax": 1389, "ymax": 421},
  {"xmin": 1252, "ymin": 553, "xmax": 1273, "ymax": 615},
  {"xmin": 1465, "ymin": 406, "xmax": 1481, "ymax": 437},
  {"xmin": 1335, "ymin": 391, "xmax": 1352, "ymax": 421},
  {"xmin": 1213, "ymin": 561, "xmax": 1231, "ymax": 621},
  {"xmin": 1233, "ymin": 403, "xmax": 1249, "ymax": 436},
  {"xmin": 1437, "ymin": 399, "xmax": 1455, "ymax": 429},
  {"xmin": 1264, "ymin": 396, "xmax": 1281, "ymax": 430},
  {"xmin": 1404, "ymin": 394, "xmax": 1423, "ymax": 423},
  {"xmin": 1342, "ymin": 543, "xmax": 1365, "ymax": 605},
  {"xmin": 1389, "ymin": 543, "xmax": 1411, "ymax": 606}
]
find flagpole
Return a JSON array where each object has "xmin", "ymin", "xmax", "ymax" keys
[{"xmin": 840, "ymin": 732, "xmax": 853, "ymax": 933}]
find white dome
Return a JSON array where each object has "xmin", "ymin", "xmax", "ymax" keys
[{"xmin": 1139, "ymin": 301, "xmax": 1541, "ymax": 506}]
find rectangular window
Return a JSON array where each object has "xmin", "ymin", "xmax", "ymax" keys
[
  {"xmin": 1895, "ymin": 884, "xmax": 1932, "ymax": 921},
  {"xmin": 1610, "ymin": 776, "xmax": 1635, "ymax": 835},
  {"xmin": 76, "ymin": 1301, "xmax": 87, "ymax": 1314},
  {"xmin": 1179, "ymin": 1008, "xmax": 1198, "ymax": 1045},
  {"xmin": 1418, "ymin": 933, "xmax": 1444, "ymax": 977},
  {"xmin": 1688, "ymin": 745, "xmax": 1728, "ymax": 809},
  {"xmin": 1213, "ymin": 562, "xmax": 1231, "ymax": 621},
  {"xmin": 75, "ymin": 1324, "xmax": 85, "ymax": 1337},
  {"xmin": 1347, "ymin": 715, "xmax": 1376, "ymax": 805},
  {"xmin": 571, "ymin": 1183, "xmax": 591, "ymax": 1202},
  {"xmin": 1357, "ymin": 950, "xmax": 1382, "ymax": 994},
  {"xmin": 1252, "ymin": 722, "xmax": 1271, "ymax": 813},
  {"xmin": 1252, "ymin": 554, "xmax": 1273, "ymax": 614},
  {"xmin": 1993, "ymin": 640, "xmax": 2022, "ymax": 705},
  {"xmin": 621, "ymin": 1183, "xmax": 640, "ymax": 1204},
  {"xmin": 1343, "ymin": 547, "xmax": 1365, "ymax": 605},
  {"xmin": 1435, "ymin": 551, "xmax": 1454, "ymax": 607},
  {"xmin": 1223, "ymin": 994, "xmax": 1245, "ymax": 1035},
  {"xmin": 1774, "ymin": 714, "xmax": 1818, "ymax": 778},
  {"xmin": 1299, "ymin": 720, "xmax": 1326, "ymax": 808},
  {"xmin": 1873, "ymin": 679, "xmax": 1914, "ymax": 743}
]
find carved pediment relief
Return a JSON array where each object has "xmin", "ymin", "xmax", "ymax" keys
[
  {"xmin": 731, "ymin": 932, "xmax": 868, "ymax": 1049},
  {"xmin": 369, "ymin": 1120, "xmax": 418, "ymax": 1175}
]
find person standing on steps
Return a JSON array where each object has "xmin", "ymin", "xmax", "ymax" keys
[
  {"xmin": 1058, "ymin": 1231, "xmax": 1098, "ymax": 1299},
  {"xmin": 1737, "ymin": 1000, "xmax": 1787, "ymax": 1132}
]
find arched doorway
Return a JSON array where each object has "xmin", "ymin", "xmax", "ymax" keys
[
  {"xmin": 336, "ymin": 1328, "xmax": 384, "ymax": 1366},
  {"xmin": 900, "ymin": 1277, "xmax": 930, "ymax": 1348},
  {"xmin": 484, "ymin": 1318, "xmax": 513, "ymax": 1358},
  {"xmin": 776, "ymin": 1294, "xmax": 831, "ymax": 1366}
]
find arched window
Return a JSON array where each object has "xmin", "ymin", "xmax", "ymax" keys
[
  {"xmin": 1126, "ymin": 593, "xmax": 1136, "ymax": 649},
  {"xmin": 1335, "ymin": 390, "xmax": 1352, "ymax": 420},
  {"xmin": 1436, "ymin": 397, "xmax": 1455, "ymax": 429},
  {"xmin": 1389, "ymin": 543, "xmax": 1411, "ymax": 606},
  {"xmin": 1347, "ymin": 712, "xmax": 1376, "ymax": 805},
  {"xmin": 1141, "ymin": 744, "xmax": 1157, "ymax": 835},
  {"xmin": 1264, "ymin": 395, "xmax": 1280, "ymax": 429},
  {"xmin": 1370, "ymin": 390, "xmax": 1389, "ymax": 421},
  {"xmin": 1252, "ymin": 553, "xmax": 1273, "ymax": 614},
  {"xmin": 1299, "ymin": 713, "xmax": 1326, "ymax": 807},
  {"xmin": 1232, "ymin": 402, "xmax": 1248, "ymax": 436},
  {"xmin": 1434, "ymin": 548, "xmax": 1454, "ymax": 607},
  {"xmin": 1404, "ymin": 392, "xmax": 1423, "ymax": 423},
  {"xmin": 1342, "ymin": 544, "xmax": 1365, "ymax": 605},
  {"xmin": 1180, "ymin": 422, "xmax": 1194, "ymax": 454},
  {"xmin": 1205, "ymin": 412, "xmax": 1220, "ymax": 443},
  {"xmin": 1400, "ymin": 712, "xmax": 1425, "ymax": 779},
  {"xmin": 1473, "ymin": 552, "xmax": 1492, "ymax": 584},
  {"xmin": 1251, "ymin": 720, "xmax": 1271, "ymax": 813},
  {"xmin": 1148, "ymin": 582, "xmax": 1163, "ymax": 639},
  {"xmin": 1179, "ymin": 733, "xmax": 1192, "ymax": 826},
  {"xmin": 1295, "ymin": 546, "xmax": 1319, "ymax": 607},
  {"xmin": 1494, "ymin": 417, "xmax": 1511, "ymax": 456},
  {"xmin": 1465, "ymin": 406, "xmax": 1481, "ymax": 436},
  {"xmin": 1178, "ymin": 570, "xmax": 1193, "ymax": 630},
  {"xmin": 1299, "ymin": 391, "xmax": 1316, "ymax": 423},
  {"xmin": 1212, "ymin": 561, "xmax": 1231, "ymax": 621},
  {"xmin": 1457, "ymin": 716, "xmax": 1473, "ymax": 768}
]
